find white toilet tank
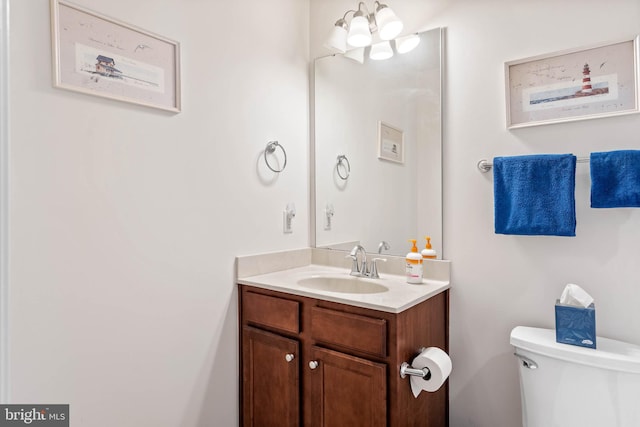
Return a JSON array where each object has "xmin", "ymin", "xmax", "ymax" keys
[{"xmin": 510, "ymin": 326, "xmax": 640, "ymax": 427}]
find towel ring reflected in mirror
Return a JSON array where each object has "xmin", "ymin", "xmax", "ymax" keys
[
  {"xmin": 336, "ymin": 154, "xmax": 350, "ymax": 180},
  {"xmin": 264, "ymin": 141, "xmax": 287, "ymax": 173}
]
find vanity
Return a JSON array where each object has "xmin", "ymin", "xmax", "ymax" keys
[
  {"xmin": 238, "ymin": 24, "xmax": 448, "ymax": 426},
  {"xmin": 237, "ymin": 248, "xmax": 450, "ymax": 426}
]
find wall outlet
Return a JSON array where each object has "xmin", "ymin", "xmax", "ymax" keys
[
  {"xmin": 283, "ymin": 203, "xmax": 296, "ymax": 234},
  {"xmin": 324, "ymin": 204, "xmax": 334, "ymax": 231},
  {"xmin": 283, "ymin": 211, "xmax": 293, "ymax": 233}
]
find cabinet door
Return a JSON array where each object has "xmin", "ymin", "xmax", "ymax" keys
[
  {"xmin": 309, "ymin": 346, "xmax": 386, "ymax": 427},
  {"xmin": 242, "ymin": 326, "xmax": 299, "ymax": 427}
]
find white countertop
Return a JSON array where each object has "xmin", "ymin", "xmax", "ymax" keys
[{"xmin": 237, "ymin": 264, "xmax": 450, "ymax": 314}]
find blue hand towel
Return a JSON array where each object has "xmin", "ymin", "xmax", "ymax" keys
[
  {"xmin": 494, "ymin": 154, "xmax": 576, "ymax": 236},
  {"xmin": 590, "ymin": 150, "xmax": 640, "ymax": 208}
]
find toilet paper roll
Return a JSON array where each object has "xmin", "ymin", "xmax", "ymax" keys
[{"xmin": 410, "ymin": 347, "xmax": 452, "ymax": 398}]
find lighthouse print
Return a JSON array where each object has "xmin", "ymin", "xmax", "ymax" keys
[
  {"xmin": 529, "ymin": 61, "xmax": 611, "ymax": 105},
  {"xmin": 581, "ymin": 63, "xmax": 593, "ymax": 94},
  {"xmin": 574, "ymin": 62, "xmax": 608, "ymax": 98},
  {"xmin": 510, "ymin": 39, "xmax": 638, "ymax": 127}
]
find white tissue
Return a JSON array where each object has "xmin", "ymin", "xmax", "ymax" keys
[
  {"xmin": 559, "ymin": 283, "xmax": 594, "ymax": 308},
  {"xmin": 409, "ymin": 347, "xmax": 452, "ymax": 398}
]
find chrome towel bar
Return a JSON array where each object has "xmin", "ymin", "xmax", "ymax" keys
[{"xmin": 478, "ymin": 156, "xmax": 590, "ymax": 173}]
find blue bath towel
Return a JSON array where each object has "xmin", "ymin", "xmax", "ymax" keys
[
  {"xmin": 494, "ymin": 154, "xmax": 576, "ymax": 236},
  {"xmin": 590, "ymin": 150, "xmax": 640, "ymax": 208}
]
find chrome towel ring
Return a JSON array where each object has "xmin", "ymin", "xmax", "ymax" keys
[
  {"xmin": 336, "ymin": 154, "xmax": 350, "ymax": 180},
  {"xmin": 264, "ymin": 141, "xmax": 287, "ymax": 173}
]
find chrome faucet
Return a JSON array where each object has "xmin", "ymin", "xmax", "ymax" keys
[
  {"xmin": 348, "ymin": 244, "xmax": 367, "ymax": 276},
  {"xmin": 377, "ymin": 241, "xmax": 390, "ymax": 254},
  {"xmin": 367, "ymin": 257, "xmax": 386, "ymax": 279},
  {"xmin": 347, "ymin": 245, "xmax": 387, "ymax": 278}
]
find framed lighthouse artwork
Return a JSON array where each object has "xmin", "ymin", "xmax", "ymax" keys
[{"xmin": 505, "ymin": 36, "xmax": 639, "ymax": 128}]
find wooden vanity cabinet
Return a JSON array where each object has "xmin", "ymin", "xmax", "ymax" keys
[
  {"xmin": 309, "ymin": 346, "xmax": 387, "ymax": 427},
  {"xmin": 239, "ymin": 285, "xmax": 449, "ymax": 427},
  {"xmin": 242, "ymin": 326, "xmax": 300, "ymax": 427}
]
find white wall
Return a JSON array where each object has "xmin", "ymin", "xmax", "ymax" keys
[
  {"xmin": 9, "ymin": 0, "xmax": 308, "ymax": 426},
  {"xmin": 312, "ymin": 0, "xmax": 640, "ymax": 426}
]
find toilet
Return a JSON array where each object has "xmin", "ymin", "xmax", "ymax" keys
[{"xmin": 510, "ymin": 326, "xmax": 640, "ymax": 427}]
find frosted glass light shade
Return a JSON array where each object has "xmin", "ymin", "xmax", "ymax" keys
[
  {"xmin": 376, "ymin": 7, "xmax": 403, "ymax": 40},
  {"xmin": 395, "ymin": 34, "xmax": 420, "ymax": 54},
  {"xmin": 325, "ymin": 24, "xmax": 348, "ymax": 53},
  {"xmin": 369, "ymin": 41, "xmax": 393, "ymax": 60},
  {"xmin": 347, "ymin": 15, "xmax": 372, "ymax": 47},
  {"xmin": 344, "ymin": 47, "xmax": 365, "ymax": 64}
]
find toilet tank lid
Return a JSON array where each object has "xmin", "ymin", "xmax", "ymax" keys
[{"xmin": 510, "ymin": 326, "xmax": 640, "ymax": 374}]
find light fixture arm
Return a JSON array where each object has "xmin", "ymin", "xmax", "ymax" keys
[
  {"xmin": 355, "ymin": 2, "xmax": 378, "ymax": 32},
  {"xmin": 356, "ymin": 2, "xmax": 369, "ymax": 14},
  {"xmin": 334, "ymin": 9, "xmax": 357, "ymax": 29},
  {"xmin": 343, "ymin": 9, "xmax": 357, "ymax": 20}
]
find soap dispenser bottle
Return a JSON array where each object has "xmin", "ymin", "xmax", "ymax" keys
[
  {"xmin": 406, "ymin": 239, "xmax": 423, "ymax": 284},
  {"xmin": 421, "ymin": 236, "xmax": 437, "ymax": 260}
]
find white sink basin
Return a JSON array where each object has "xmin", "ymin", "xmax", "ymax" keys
[{"xmin": 297, "ymin": 276, "xmax": 388, "ymax": 294}]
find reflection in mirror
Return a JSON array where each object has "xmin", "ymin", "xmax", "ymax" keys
[{"xmin": 313, "ymin": 28, "xmax": 443, "ymax": 257}]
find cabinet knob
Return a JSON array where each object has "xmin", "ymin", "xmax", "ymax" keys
[
  {"xmin": 308, "ymin": 360, "xmax": 319, "ymax": 370},
  {"xmin": 285, "ymin": 353, "xmax": 295, "ymax": 362}
]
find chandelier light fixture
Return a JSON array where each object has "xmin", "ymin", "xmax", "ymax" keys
[{"xmin": 325, "ymin": 2, "xmax": 420, "ymax": 61}]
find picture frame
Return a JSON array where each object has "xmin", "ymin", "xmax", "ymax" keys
[
  {"xmin": 377, "ymin": 121, "xmax": 404, "ymax": 163},
  {"xmin": 50, "ymin": 0, "xmax": 181, "ymax": 113},
  {"xmin": 505, "ymin": 36, "xmax": 639, "ymax": 128}
]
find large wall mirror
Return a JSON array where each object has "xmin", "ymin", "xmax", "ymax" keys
[{"xmin": 312, "ymin": 27, "xmax": 443, "ymax": 257}]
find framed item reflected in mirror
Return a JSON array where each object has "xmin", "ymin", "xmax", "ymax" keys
[{"xmin": 377, "ymin": 121, "xmax": 404, "ymax": 164}]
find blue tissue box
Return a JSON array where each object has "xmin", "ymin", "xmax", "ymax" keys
[{"xmin": 555, "ymin": 300, "xmax": 596, "ymax": 349}]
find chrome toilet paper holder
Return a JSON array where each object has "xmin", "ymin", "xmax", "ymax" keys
[
  {"xmin": 400, "ymin": 347, "xmax": 432, "ymax": 380},
  {"xmin": 400, "ymin": 362, "xmax": 432, "ymax": 380}
]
